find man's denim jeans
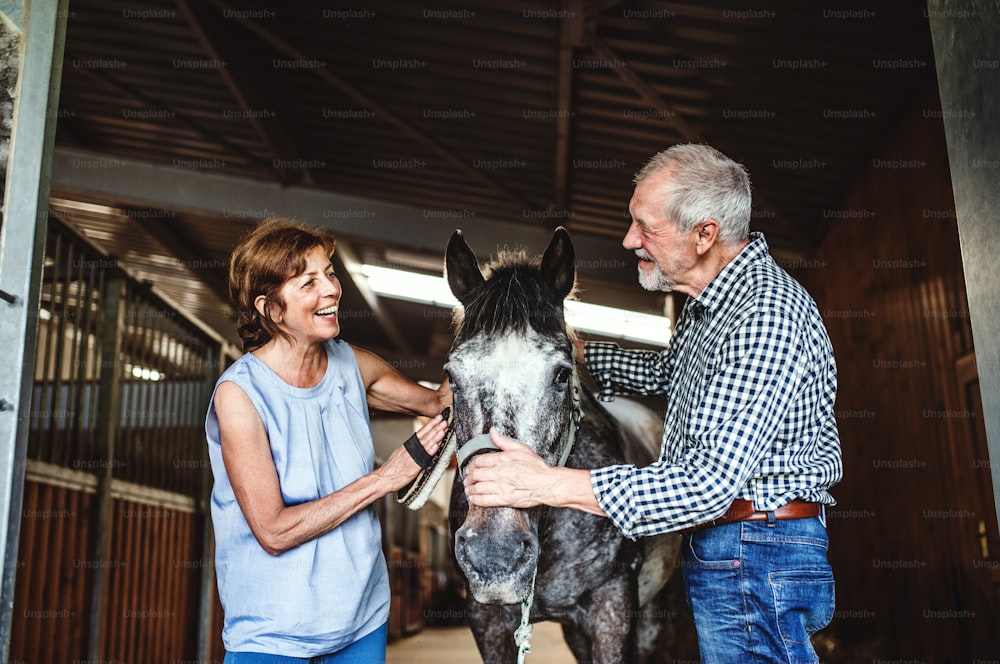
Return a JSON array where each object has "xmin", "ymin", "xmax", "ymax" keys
[{"xmin": 681, "ymin": 510, "xmax": 835, "ymax": 664}]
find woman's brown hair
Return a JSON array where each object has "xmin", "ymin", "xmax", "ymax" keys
[{"xmin": 228, "ymin": 218, "xmax": 337, "ymax": 352}]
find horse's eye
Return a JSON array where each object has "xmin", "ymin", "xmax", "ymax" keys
[{"xmin": 554, "ymin": 367, "xmax": 572, "ymax": 385}]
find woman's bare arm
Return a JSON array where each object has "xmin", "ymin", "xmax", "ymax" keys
[
  {"xmin": 352, "ymin": 345, "xmax": 451, "ymax": 416},
  {"xmin": 215, "ymin": 380, "xmax": 448, "ymax": 555}
]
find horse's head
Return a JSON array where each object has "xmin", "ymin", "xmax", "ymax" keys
[{"xmin": 445, "ymin": 227, "xmax": 578, "ymax": 605}]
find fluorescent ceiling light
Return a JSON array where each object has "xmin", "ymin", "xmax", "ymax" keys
[
  {"xmin": 565, "ymin": 300, "xmax": 671, "ymax": 346},
  {"xmin": 360, "ymin": 264, "xmax": 670, "ymax": 346},
  {"xmin": 361, "ymin": 264, "xmax": 459, "ymax": 308}
]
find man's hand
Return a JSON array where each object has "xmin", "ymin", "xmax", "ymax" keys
[
  {"xmin": 462, "ymin": 429, "xmax": 553, "ymax": 508},
  {"xmin": 463, "ymin": 427, "xmax": 609, "ymax": 517}
]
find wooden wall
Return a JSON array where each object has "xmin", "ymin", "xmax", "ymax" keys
[
  {"xmin": 11, "ymin": 481, "xmax": 93, "ymax": 663},
  {"xmin": 12, "ymin": 480, "xmax": 204, "ymax": 663},
  {"xmin": 100, "ymin": 497, "xmax": 203, "ymax": 662},
  {"xmin": 794, "ymin": 78, "xmax": 999, "ymax": 660}
]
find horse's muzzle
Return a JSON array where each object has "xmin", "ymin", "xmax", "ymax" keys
[{"xmin": 455, "ymin": 507, "xmax": 539, "ymax": 604}]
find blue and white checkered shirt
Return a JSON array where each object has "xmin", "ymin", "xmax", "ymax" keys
[{"xmin": 587, "ymin": 233, "xmax": 842, "ymax": 538}]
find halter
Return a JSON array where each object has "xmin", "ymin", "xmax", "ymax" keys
[
  {"xmin": 456, "ymin": 367, "xmax": 583, "ymax": 477},
  {"xmin": 455, "ymin": 367, "xmax": 583, "ymax": 662}
]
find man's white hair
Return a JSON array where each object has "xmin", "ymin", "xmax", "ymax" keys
[{"xmin": 634, "ymin": 144, "xmax": 752, "ymax": 245}]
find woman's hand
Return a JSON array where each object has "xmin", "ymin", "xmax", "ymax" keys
[{"xmin": 374, "ymin": 411, "xmax": 450, "ymax": 492}]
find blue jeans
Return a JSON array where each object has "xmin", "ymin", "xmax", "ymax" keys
[
  {"xmin": 681, "ymin": 512, "xmax": 834, "ymax": 664},
  {"xmin": 223, "ymin": 623, "xmax": 387, "ymax": 664}
]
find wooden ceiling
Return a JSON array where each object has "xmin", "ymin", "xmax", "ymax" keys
[{"xmin": 48, "ymin": 0, "xmax": 937, "ymax": 373}]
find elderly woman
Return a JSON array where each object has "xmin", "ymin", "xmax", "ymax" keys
[{"xmin": 205, "ymin": 219, "xmax": 450, "ymax": 662}]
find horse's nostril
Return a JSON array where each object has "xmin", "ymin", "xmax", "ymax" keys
[
  {"xmin": 455, "ymin": 530, "xmax": 469, "ymax": 559},
  {"xmin": 455, "ymin": 524, "xmax": 538, "ymax": 579},
  {"xmin": 518, "ymin": 535, "xmax": 532, "ymax": 560}
]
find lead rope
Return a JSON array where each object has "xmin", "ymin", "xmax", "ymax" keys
[{"xmin": 515, "ymin": 568, "xmax": 538, "ymax": 664}]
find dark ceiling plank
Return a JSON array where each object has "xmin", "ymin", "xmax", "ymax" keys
[
  {"xmin": 175, "ymin": 0, "xmax": 311, "ymax": 187},
  {"xmin": 587, "ymin": 35, "xmax": 702, "ymax": 143},
  {"xmin": 63, "ymin": 50, "xmax": 268, "ymax": 171},
  {"xmin": 587, "ymin": 0, "xmax": 629, "ymax": 19},
  {"xmin": 202, "ymin": 0, "xmax": 538, "ymax": 212}
]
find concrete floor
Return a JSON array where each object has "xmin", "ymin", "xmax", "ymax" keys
[{"xmin": 386, "ymin": 621, "xmax": 575, "ymax": 664}]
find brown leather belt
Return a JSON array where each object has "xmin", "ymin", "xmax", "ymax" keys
[{"xmin": 681, "ymin": 499, "xmax": 821, "ymax": 534}]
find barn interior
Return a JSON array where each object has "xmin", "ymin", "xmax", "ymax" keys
[{"xmin": 2, "ymin": 0, "xmax": 998, "ymax": 662}]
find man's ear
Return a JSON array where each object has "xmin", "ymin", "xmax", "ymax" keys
[{"xmin": 695, "ymin": 219, "xmax": 719, "ymax": 255}]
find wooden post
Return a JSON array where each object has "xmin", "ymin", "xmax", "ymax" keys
[{"xmin": 86, "ymin": 275, "xmax": 126, "ymax": 660}]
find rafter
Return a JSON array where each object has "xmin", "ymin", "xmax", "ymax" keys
[
  {"xmin": 587, "ymin": 36, "xmax": 702, "ymax": 143},
  {"xmin": 64, "ymin": 50, "xmax": 268, "ymax": 172},
  {"xmin": 176, "ymin": 0, "xmax": 311, "ymax": 186},
  {"xmin": 553, "ymin": 0, "xmax": 586, "ymax": 211},
  {"xmin": 204, "ymin": 0, "xmax": 536, "ymax": 211},
  {"xmin": 120, "ymin": 206, "xmax": 231, "ymax": 305}
]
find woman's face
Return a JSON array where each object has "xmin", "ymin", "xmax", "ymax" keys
[{"xmin": 268, "ymin": 245, "xmax": 343, "ymax": 345}]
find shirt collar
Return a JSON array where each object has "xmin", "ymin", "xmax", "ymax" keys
[{"xmin": 693, "ymin": 232, "xmax": 768, "ymax": 313}]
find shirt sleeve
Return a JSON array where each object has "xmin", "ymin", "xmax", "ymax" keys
[
  {"xmin": 590, "ymin": 311, "xmax": 808, "ymax": 538},
  {"xmin": 583, "ymin": 341, "xmax": 673, "ymax": 402}
]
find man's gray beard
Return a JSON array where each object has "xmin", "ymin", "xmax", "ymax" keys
[{"xmin": 638, "ymin": 265, "xmax": 675, "ymax": 292}]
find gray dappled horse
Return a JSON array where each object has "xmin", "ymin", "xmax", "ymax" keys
[{"xmin": 445, "ymin": 227, "xmax": 683, "ymax": 663}]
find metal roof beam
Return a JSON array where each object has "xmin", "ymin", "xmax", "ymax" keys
[
  {"xmin": 49, "ymin": 147, "xmax": 646, "ymax": 288},
  {"xmin": 587, "ymin": 36, "xmax": 702, "ymax": 143},
  {"xmin": 119, "ymin": 206, "xmax": 232, "ymax": 305}
]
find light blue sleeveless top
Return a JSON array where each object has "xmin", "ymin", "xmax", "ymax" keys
[{"xmin": 205, "ymin": 339, "xmax": 388, "ymax": 656}]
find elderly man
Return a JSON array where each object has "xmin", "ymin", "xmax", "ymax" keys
[{"xmin": 463, "ymin": 143, "xmax": 842, "ymax": 663}]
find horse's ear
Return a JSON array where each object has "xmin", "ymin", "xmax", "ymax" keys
[
  {"xmin": 540, "ymin": 226, "xmax": 575, "ymax": 300},
  {"xmin": 446, "ymin": 230, "xmax": 486, "ymax": 303}
]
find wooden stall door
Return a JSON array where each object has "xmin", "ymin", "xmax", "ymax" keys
[{"xmin": 956, "ymin": 353, "xmax": 1000, "ymax": 605}]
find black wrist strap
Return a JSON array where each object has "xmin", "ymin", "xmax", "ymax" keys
[{"xmin": 403, "ymin": 432, "xmax": 435, "ymax": 470}]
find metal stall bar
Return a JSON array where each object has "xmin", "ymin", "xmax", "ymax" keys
[
  {"xmin": 33, "ymin": 229, "xmax": 61, "ymax": 463},
  {"xmin": 86, "ymin": 274, "xmax": 126, "ymax": 661},
  {"xmin": 0, "ymin": 1, "xmax": 69, "ymax": 657},
  {"xmin": 196, "ymin": 342, "xmax": 221, "ymax": 662},
  {"xmin": 30, "ymin": 216, "xmax": 108, "ymax": 466},
  {"xmin": 70, "ymin": 243, "xmax": 103, "ymax": 464}
]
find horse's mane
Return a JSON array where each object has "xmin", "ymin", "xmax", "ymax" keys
[{"xmin": 452, "ymin": 248, "xmax": 578, "ymax": 342}]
